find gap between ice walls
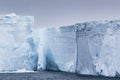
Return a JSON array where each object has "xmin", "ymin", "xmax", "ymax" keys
[{"xmin": 0, "ymin": 14, "xmax": 120, "ymax": 77}]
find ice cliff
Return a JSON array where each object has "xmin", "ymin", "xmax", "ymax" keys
[
  {"xmin": 35, "ymin": 20, "xmax": 120, "ymax": 77},
  {"xmin": 0, "ymin": 14, "xmax": 38, "ymax": 72},
  {"xmin": 0, "ymin": 14, "xmax": 120, "ymax": 77},
  {"xmin": 34, "ymin": 27, "xmax": 76, "ymax": 72}
]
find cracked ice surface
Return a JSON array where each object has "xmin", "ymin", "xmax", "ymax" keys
[{"xmin": 0, "ymin": 14, "xmax": 38, "ymax": 72}]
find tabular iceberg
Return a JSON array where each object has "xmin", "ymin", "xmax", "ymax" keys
[
  {"xmin": 36, "ymin": 20, "xmax": 120, "ymax": 77},
  {"xmin": 0, "ymin": 14, "xmax": 38, "ymax": 72},
  {"xmin": 1, "ymin": 13, "xmax": 120, "ymax": 77}
]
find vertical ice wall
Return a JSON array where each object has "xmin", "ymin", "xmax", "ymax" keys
[
  {"xmin": 75, "ymin": 22, "xmax": 106, "ymax": 75},
  {"xmin": 2, "ymin": 14, "xmax": 120, "ymax": 76},
  {"xmin": 94, "ymin": 21, "xmax": 120, "ymax": 76},
  {"xmin": 0, "ymin": 14, "xmax": 38, "ymax": 72},
  {"xmin": 36, "ymin": 26, "xmax": 77, "ymax": 72},
  {"xmin": 75, "ymin": 21, "xmax": 120, "ymax": 76},
  {"xmin": 36, "ymin": 20, "xmax": 120, "ymax": 77}
]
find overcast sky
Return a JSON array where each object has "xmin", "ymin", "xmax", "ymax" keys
[{"xmin": 0, "ymin": 0, "xmax": 120, "ymax": 28}]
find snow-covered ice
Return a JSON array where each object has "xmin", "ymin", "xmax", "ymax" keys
[{"xmin": 0, "ymin": 14, "xmax": 38, "ymax": 72}]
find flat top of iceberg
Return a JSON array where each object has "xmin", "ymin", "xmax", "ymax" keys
[
  {"xmin": 0, "ymin": 13, "xmax": 34, "ymax": 24},
  {"xmin": 38, "ymin": 20, "xmax": 120, "ymax": 33}
]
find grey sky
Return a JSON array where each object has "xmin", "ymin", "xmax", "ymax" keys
[{"xmin": 0, "ymin": 0, "xmax": 120, "ymax": 28}]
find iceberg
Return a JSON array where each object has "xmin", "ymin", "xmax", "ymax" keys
[
  {"xmin": 0, "ymin": 14, "xmax": 38, "ymax": 72},
  {"xmin": 35, "ymin": 20, "xmax": 120, "ymax": 77},
  {"xmin": 1, "ymin": 13, "xmax": 120, "ymax": 77}
]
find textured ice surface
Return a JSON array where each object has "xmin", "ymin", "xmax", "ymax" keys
[
  {"xmin": 3, "ymin": 14, "xmax": 120, "ymax": 76},
  {"xmin": 35, "ymin": 27, "xmax": 76, "ymax": 72},
  {"xmin": 75, "ymin": 21, "xmax": 120, "ymax": 76},
  {"xmin": 35, "ymin": 20, "xmax": 120, "ymax": 77},
  {"xmin": 77, "ymin": 21, "xmax": 120, "ymax": 76},
  {"xmin": 0, "ymin": 14, "xmax": 38, "ymax": 72}
]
